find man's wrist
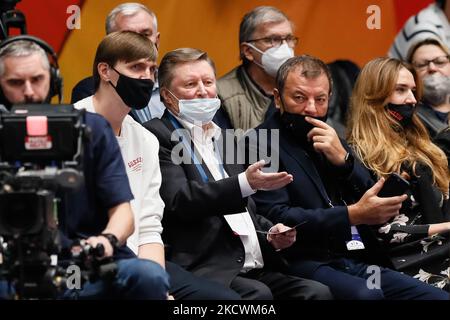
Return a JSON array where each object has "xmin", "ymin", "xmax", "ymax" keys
[
  {"xmin": 239, "ymin": 172, "xmax": 256, "ymax": 197},
  {"xmin": 100, "ymin": 233, "xmax": 119, "ymax": 248},
  {"xmin": 347, "ymin": 204, "xmax": 361, "ymax": 226},
  {"xmin": 337, "ymin": 151, "xmax": 354, "ymax": 175}
]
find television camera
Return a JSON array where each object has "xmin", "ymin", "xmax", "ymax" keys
[{"xmin": 0, "ymin": 104, "xmax": 114, "ymax": 299}]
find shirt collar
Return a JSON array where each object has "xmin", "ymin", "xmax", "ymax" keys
[
  {"xmin": 153, "ymin": 78, "xmax": 160, "ymax": 92},
  {"xmin": 169, "ymin": 110, "xmax": 222, "ymax": 144}
]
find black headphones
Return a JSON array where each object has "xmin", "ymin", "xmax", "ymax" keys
[
  {"xmin": 0, "ymin": 35, "xmax": 63, "ymax": 105},
  {"xmin": 436, "ymin": 0, "xmax": 446, "ymax": 10}
]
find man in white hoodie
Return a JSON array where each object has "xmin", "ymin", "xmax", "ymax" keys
[{"xmin": 74, "ymin": 30, "xmax": 242, "ymax": 300}]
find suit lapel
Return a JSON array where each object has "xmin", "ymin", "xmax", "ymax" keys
[
  {"xmin": 218, "ymin": 129, "xmax": 243, "ymax": 177},
  {"xmin": 280, "ymin": 135, "xmax": 331, "ymax": 203},
  {"xmin": 266, "ymin": 114, "xmax": 332, "ymax": 204},
  {"xmin": 162, "ymin": 112, "xmax": 215, "ymax": 183}
]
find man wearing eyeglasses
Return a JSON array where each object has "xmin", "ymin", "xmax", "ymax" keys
[
  {"xmin": 217, "ymin": 6, "xmax": 298, "ymax": 131},
  {"xmin": 407, "ymin": 38, "xmax": 450, "ymax": 137}
]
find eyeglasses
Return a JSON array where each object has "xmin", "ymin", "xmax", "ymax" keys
[
  {"xmin": 413, "ymin": 55, "xmax": 450, "ymax": 70},
  {"xmin": 247, "ymin": 35, "xmax": 299, "ymax": 48}
]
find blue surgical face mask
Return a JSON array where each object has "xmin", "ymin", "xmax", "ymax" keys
[{"xmin": 167, "ymin": 90, "xmax": 220, "ymax": 125}]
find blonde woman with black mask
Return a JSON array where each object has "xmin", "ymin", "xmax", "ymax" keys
[{"xmin": 347, "ymin": 57, "xmax": 450, "ymax": 291}]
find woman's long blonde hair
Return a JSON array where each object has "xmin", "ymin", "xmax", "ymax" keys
[{"xmin": 347, "ymin": 57, "xmax": 449, "ymax": 196}]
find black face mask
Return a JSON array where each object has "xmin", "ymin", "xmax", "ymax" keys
[
  {"xmin": 280, "ymin": 111, "xmax": 327, "ymax": 144},
  {"xmin": 109, "ymin": 67, "xmax": 154, "ymax": 110},
  {"xmin": 386, "ymin": 103, "xmax": 415, "ymax": 127}
]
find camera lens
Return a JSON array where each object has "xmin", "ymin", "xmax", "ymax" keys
[{"xmin": 0, "ymin": 192, "xmax": 42, "ymax": 236}]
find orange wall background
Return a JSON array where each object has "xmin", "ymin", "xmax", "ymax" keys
[{"xmin": 10, "ymin": 0, "xmax": 434, "ymax": 102}]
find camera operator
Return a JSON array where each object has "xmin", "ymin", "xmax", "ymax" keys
[{"xmin": 0, "ymin": 37, "xmax": 170, "ymax": 299}]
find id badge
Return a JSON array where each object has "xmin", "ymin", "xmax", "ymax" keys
[{"xmin": 346, "ymin": 226, "xmax": 365, "ymax": 251}]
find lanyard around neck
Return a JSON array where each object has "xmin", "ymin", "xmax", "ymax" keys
[{"xmin": 168, "ymin": 113, "xmax": 226, "ymax": 182}]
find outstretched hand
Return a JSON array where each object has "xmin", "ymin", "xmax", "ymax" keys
[{"xmin": 246, "ymin": 160, "xmax": 293, "ymax": 191}]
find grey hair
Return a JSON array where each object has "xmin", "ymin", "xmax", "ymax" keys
[
  {"xmin": 158, "ymin": 48, "xmax": 216, "ymax": 102},
  {"xmin": 105, "ymin": 2, "xmax": 157, "ymax": 34},
  {"xmin": 239, "ymin": 6, "xmax": 291, "ymax": 61},
  {"xmin": 0, "ymin": 40, "xmax": 50, "ymax": 77},
  {"xmin": 423, "ymin": 74, "xmax": 450, "ymax": 106}
]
